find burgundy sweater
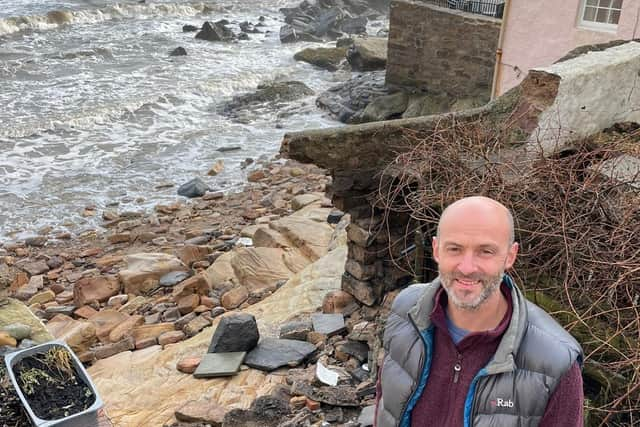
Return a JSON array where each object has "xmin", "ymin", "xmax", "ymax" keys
[{"xmin": 375, "ymin": 285, "xmax": 583, "ymax": 427}]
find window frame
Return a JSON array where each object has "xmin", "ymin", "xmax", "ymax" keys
[{"xmin": 578, "ymin": 0, "xmax": 623, "ymax": 32}]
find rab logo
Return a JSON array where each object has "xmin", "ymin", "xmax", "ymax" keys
[{"xmin": 490, "ymin": 398, "xmax": 514, "ymax": 408}]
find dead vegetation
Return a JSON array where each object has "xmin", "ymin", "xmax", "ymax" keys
[{"xmin": 375, "ymin": 118, "xmax": 640, "ymax": 426}]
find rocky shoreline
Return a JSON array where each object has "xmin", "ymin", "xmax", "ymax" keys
[{"xmin": 0, "ymin": 154, "xmax": 388, "ymax": 426}]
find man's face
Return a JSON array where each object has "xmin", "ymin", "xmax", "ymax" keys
[{"xmin": 432, "ymin": 202, "xmax": 518, "ymax": 312}]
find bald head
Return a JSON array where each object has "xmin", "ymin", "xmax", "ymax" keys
[{"xmin": 436, "ymin": 196, "xmax": 515, "ymax": 246}]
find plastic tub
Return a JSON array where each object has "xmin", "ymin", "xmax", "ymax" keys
[{"xmin": 4, "ymin": 340, "xmax": 103, "ymax": 427}]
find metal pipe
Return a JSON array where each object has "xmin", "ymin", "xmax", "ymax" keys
[{"xmin": 491, "ymin": 0, "xmax": 511, "ymax": 99}]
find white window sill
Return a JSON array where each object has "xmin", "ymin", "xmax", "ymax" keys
[{"xmin": 577, "ymin": 22, "xmax": 619, "ymax": 34}]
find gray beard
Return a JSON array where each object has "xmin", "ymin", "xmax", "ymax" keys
[{"xmin": 440, "ymin": 271, "xmax": 503, "ymax": 311}]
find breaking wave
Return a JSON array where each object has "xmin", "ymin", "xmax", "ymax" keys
[
  {"xmin": 0, "ymin": 95, "xmax": 171, "ymax": 139},
  {"xmin": 0, "ymin": 2, "xmax": 220, "ymax": 36}
]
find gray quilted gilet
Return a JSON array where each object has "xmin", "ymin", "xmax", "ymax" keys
[{"xmin": 376, "ymin": 276, "xmax": 583, "ymax": 427}]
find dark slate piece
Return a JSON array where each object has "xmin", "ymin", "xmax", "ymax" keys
[
  {"xmin": 159, "ymin": 271, "xmax": 190, "ymax": 287},
  {"xmin": 178, "ymin": 178, "xmax": 210, "ymax": 198},
  {"xmin": 208, "ymin": 313, "xmax": 259, "ymax": 353},
  {"xmin": 311, "ymin": 313, "xmax": 346, "ymax": 336},
  {"xmin": 244, "ymin": 338, "xmax": 316, "ymax": 371},
  {"xmin": 193, "ymin": 352, "xmax": 246, "ymax": 378}
]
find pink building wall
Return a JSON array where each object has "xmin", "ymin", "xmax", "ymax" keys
[{"xmin": 497, "ymin": 0, "xmax": 640, "ymax": 96}]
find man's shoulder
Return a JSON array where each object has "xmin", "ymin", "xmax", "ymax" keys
[{"xmin": 390, "ymin": 281, "xmax": 437, "ymax": 316}]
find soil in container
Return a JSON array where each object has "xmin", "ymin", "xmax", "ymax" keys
[
  {"xmin": 0, "ymin": 362, "xmax": 30, "ymax": 427},
  {"xmin": 11, "ymin": 346, "xmax": 95, "ymax": 421}
]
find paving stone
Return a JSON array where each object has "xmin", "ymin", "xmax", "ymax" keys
[
  {"xmin": 193, "ymin": 352, "xmax": 246, "ymax": 378},
  {"xmin": 244, "ymin": 338, "xmax": 316, "ymax": 371},
  {"xmin": 311, "ymin": 313, "xmax": 346, "ymax": 336}
]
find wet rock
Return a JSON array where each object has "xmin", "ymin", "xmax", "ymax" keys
[
  {"xmin": 316, "ymin": 70, "xmax": 389, "ymax": 123},
  {"xmin": 207, "ymin": 312, "xmax": 259, "ymax": 353},
  {"xmin": 182, "ymin": 24, "xmax": 199, "ymax": 32},
  {"xmin": 244, "ymin": 337, "xmax": 315, "ymax": 371},
  {"xmin": 239, "ymin": 21, "xmax": 261, "ymax": 33},
  {"xmin": 279, "ymin": 24, "xmax": 323, "ymax": 43},
  {"xmin": 341, "ymin": 16, "xmax": 367, "ymax": 34},
  {"xmin": 195, "ymin": 20, "xmax": 235, "ymax": 42},
  {"xmin": 169, "ymin": 47, "xmax": 187, "ymax": 56},
  {"xmin": 221, "ymin": 81, "xmax": 314, "ymax": 117},
  {"xmin": 293, "ymin": 46, "xmax": 347, "ymax": 71},
  {"xmin": 346, "ymin": 37, "xmax": 387, "ymax": 71},
  {"xmin": 178, "ymin": 178, "xmax": 210, "ymax": 198},
  {"xmin": 361, "ymin": 91, "xmax": 408, "ymax": 122},
  {"xmin": 216, "ymin": 145, "xmax": 242, "ymax": 152}
]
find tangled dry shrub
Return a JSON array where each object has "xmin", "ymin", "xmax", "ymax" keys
[{"xmin": 375, "ymin": 118, "xmax": 640, "ymax": 426}]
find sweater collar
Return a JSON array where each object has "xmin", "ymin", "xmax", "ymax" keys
[{"xmin": 407, "ymin": 274, "xmax": 528, "ymax": 374}]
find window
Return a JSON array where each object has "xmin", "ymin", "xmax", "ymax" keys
[{"xmin": 580, "ymin": 0, "xmax": 623, "ymax": 30}]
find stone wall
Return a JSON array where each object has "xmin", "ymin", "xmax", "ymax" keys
[{"xmin": 386, "ymin": 0, "xmax": 500, "ymax": 100}]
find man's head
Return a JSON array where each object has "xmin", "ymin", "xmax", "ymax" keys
[{"xmin": 432, "ymin": 196, "xmax": 518, "ymax": 311}]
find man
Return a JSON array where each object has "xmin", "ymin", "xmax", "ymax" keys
[{"xmin": 375, "ymin": 196, "xmax": 583, "ymax": 427}]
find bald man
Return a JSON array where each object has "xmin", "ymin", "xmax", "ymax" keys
[{"xmin": 375, "ymin": 196, "xmax": 583, "ymax": 427}]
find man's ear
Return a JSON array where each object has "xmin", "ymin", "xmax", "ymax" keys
[
  {"xmin": 432, "ymin": 237, "xmax": 440, "ymax": 264},
  {"xmin": 505, "ymin": 242, "xmax": 519, "ymax": 269}
]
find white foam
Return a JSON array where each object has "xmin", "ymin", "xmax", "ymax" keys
[{"xmin": 0, "ymin": 2, "xmax": 220, "ymax": 36}]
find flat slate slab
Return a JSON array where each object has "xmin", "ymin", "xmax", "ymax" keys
[
  {"xmin": 244, "ymin": 338, "xmax": 316, "ymax": 372},
  {"xmin": 193, "ymin": 352, "xmax": 246, "ymax": 378},
  {"xmin": 311, "ymin": 313, "xmax": 346, "ymax": 336}
]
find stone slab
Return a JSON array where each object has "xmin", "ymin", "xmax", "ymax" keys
[
  {"xmin": 244, "ymin": 338, "xmax": 316, "ymax": 371},
  {"xmin": 311, "ymin": 313, "xmax": 346, "ymax": 336},
  {"xmin": 193, "ymin": 352, "xmax": 246, "ymax": 378}
]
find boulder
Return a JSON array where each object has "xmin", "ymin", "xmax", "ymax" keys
[
  {"xmin": 222, "ymin": 81, "xmax": 314, "ymax": 116},
  {"xmin": 244, "ymin": 338, "xmax": 316, "ymax": 371},
  {"xmin": 195, "ymin": 21, "xmax": 235, "ymax": 42},
  {"xmin": 347, "ymin": 37, "xmax": 387, "ymax": 71},
  {"xmin": 207, "ymin": 313, "xmax": 259, "ymax": 353},
  {"xmin": 73, "ymin": 275, "xmax": 121, "ymax": 306},
  {"xmin": 177, "ymin": 178, "xmax": 210, "ymax": 198},
  {"xmin": 46, "ymin": 314, "xmax": 97, "ymax": 353},
  {"xmin": 169, "ymin": 47, "xmax": 187, "ymax": 56},
  {"xmin": 316, "ymin": 70, "xmax": 390, "ymax": 123},
  {"xmin": 402, "ymin": 92, "xmax": 451, "ymax": 118},
  {"xmin": 361, "ymin": 91, "xmax": 409, "ymax": 122},
  {"xmin": 279, "ymin": 24, "xmax": 323, "ymax": 43},
  {"xmin": 293, "ymin": 46, "xmax": 348, "ymax": 71},
  {"xmin": 119, "ymin": 253, "xmax": 187, "ymax": 295}
]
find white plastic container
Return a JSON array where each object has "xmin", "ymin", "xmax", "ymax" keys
[{"xmin": 4, "ymin": 340, "xmax": 103, "ymax": 427}]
